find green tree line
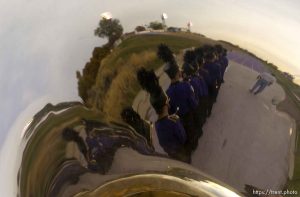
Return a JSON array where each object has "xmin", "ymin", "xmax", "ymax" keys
[{"xmin": 76, "ymin": 17, "xmax": 123, "ymax": 104}]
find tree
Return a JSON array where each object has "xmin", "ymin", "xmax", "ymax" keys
[
  {"xmin": 135, "ymin": 26, "xmax": 146, "ymax": 32},
  {"xmin": 77, "ymin": 46, "xmax": 110, "ymax": 103},
  {"xmin": 149, "ymin": 21, "xmax": 164, "ymax": 30},
  {"xmin": 94, "ymin": 18, "xmax": 123, "ymax": 45}
]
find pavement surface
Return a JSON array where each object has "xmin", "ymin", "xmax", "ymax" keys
[{"xmin": 132, "ymin": 60, "xmax": 295, "ymax": 191}]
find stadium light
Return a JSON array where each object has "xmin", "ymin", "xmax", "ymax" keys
[
  {"xmin": 101, "ymin": 12, "xmax": 113, "ymax": 20},
  {"xmin": 187, "ymin": 21, "xmax": 193, "ymax": 31},
  {"xmin": 161, "ymin": 13, "xmax": 168, "ymax": 31},
  {"xmin": 162, "ymin": 13, "xmax": 168, "ymax": 20}
]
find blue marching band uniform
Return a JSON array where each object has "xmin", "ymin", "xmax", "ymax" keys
[{"xmin": 127, "ymin": 43, "xmax": 229, "ymax": 163}]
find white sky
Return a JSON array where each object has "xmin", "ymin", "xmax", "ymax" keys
[{"xmin": 0, "ymin": 0, "xmax": 300, "ymax": 195}]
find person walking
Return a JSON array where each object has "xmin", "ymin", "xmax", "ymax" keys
[{"xmin": 249, "ymin": 72, "xmax": 275, "ymax": 95}]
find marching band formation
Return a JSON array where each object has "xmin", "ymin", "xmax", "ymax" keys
[
  {"xmin": 123, "ymin": 43, "xmax": 229, "ymax": 163},
  {"xmin": 64, "ymin": 43, "xmax": 229, "ymax": 168}
]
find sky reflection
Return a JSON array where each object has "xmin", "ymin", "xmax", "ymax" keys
[{"xmin": 0, "ymin": 1, "xmax": 300, "ymax": 195}]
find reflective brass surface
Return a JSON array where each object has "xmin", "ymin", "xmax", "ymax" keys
[{"xmin": 17, "ymin": 102, "xmax": 242, "ymax": 197}]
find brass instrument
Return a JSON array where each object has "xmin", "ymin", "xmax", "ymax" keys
[{"xmin": 18, "ymin": 102, "xmax": 242, "ymax": 197}]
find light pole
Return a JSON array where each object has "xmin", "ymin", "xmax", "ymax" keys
[
  {"xmin": 187, "ymin": 21, "xmax": 193, "ymax": 32},
  {"xmin": 101, "ymin": 12, "xmax": 112, "ymax": 20},
  {"xmin": 161, "ymin": 13, "xmax": 168, "ymax": 31}
]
